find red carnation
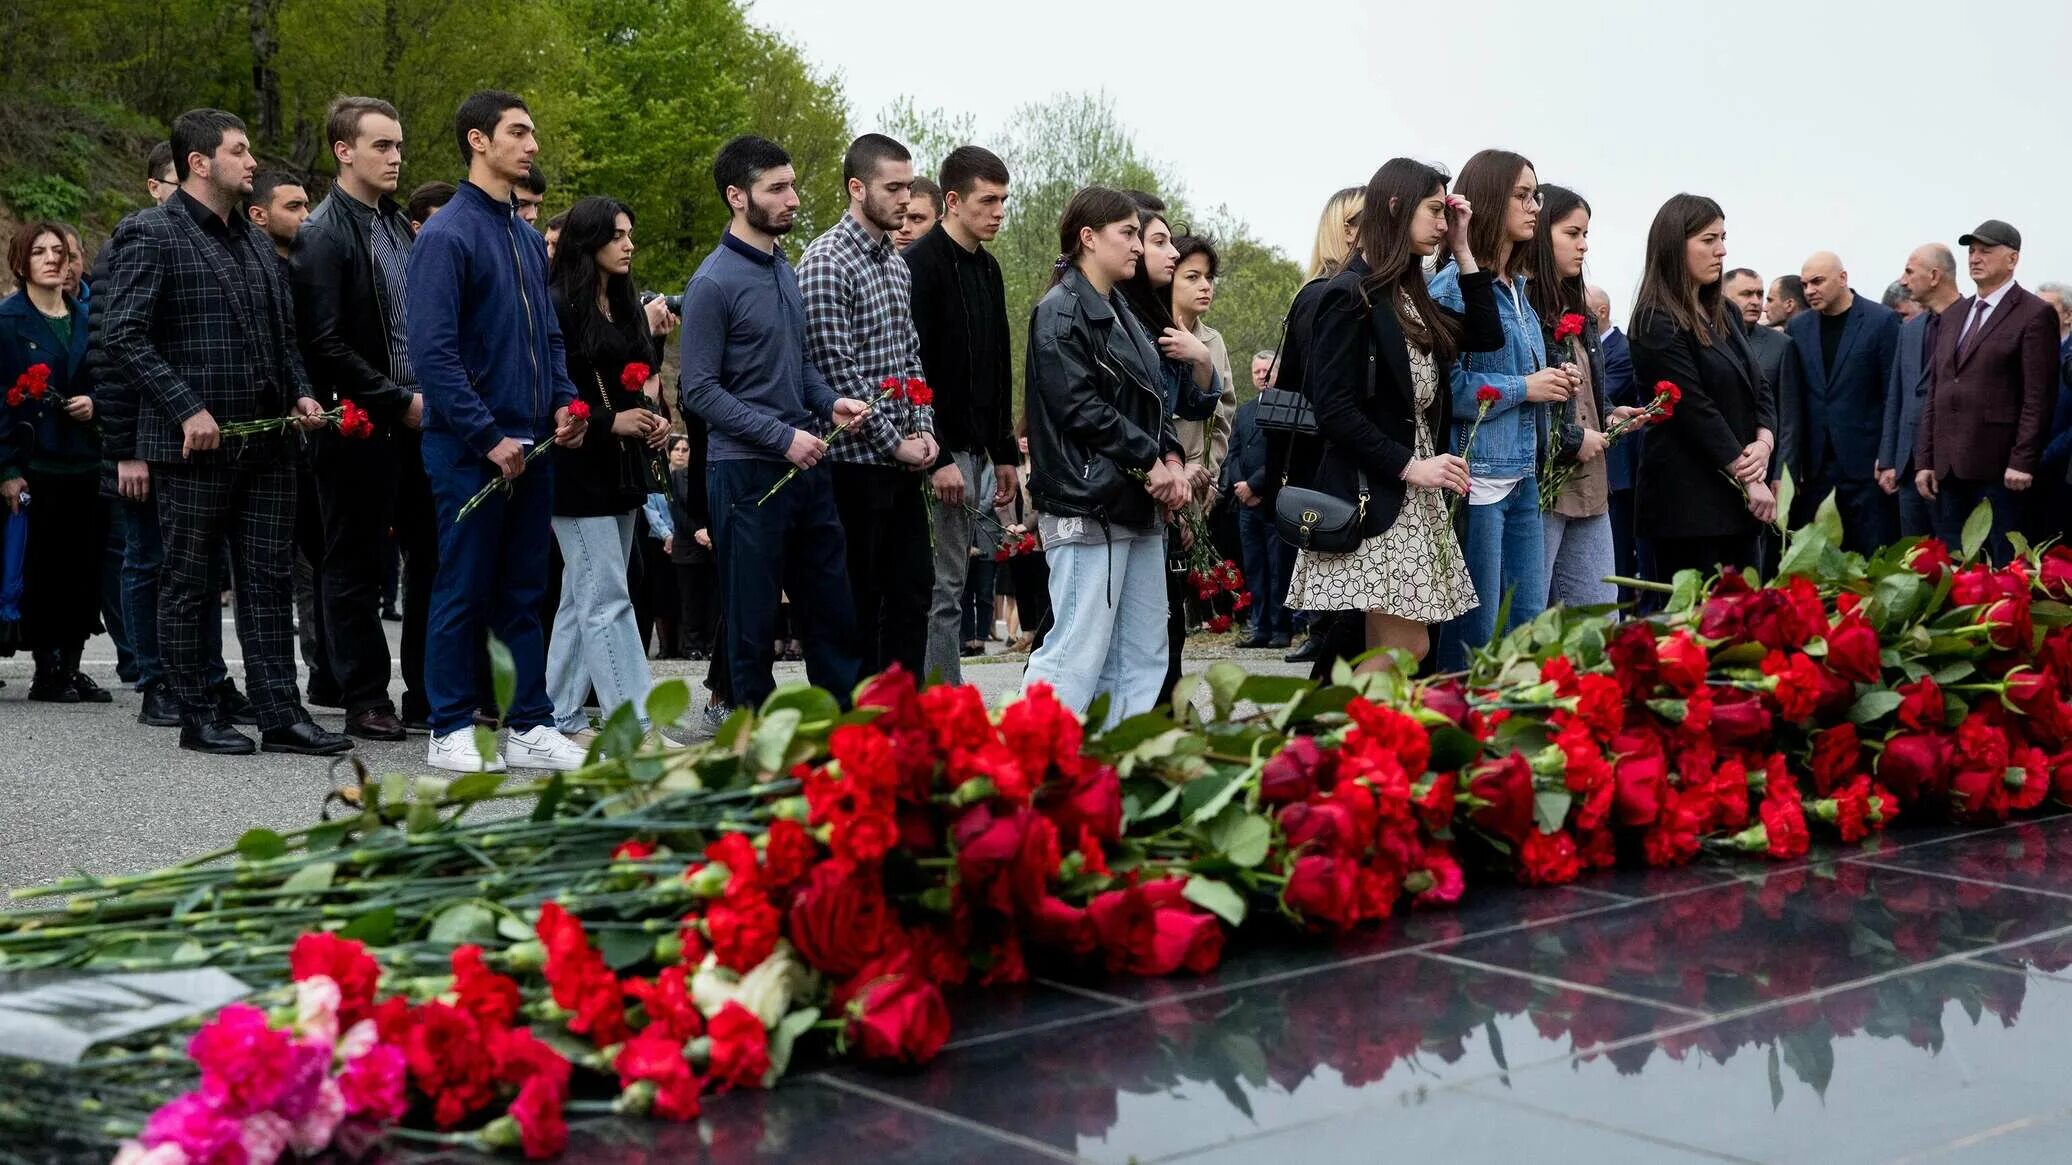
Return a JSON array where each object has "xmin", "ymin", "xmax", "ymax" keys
[
  {"xmin": 620, "ymin": 362, "xmax": 653, "ymax": 393},
  {"xmin": 1517, "ymin": 830, "xmax": 1581, "ymax": 886},
  {"xmin": 1553, "ymin": 312, "xmax": 1585, "ymax": 342},
  {"xmin": 1475, "ymin": 384, "xmax": 1501, "ymax": 405},
  {"xmin": 902, "ymin": 377, "xmax": 934, "ymax": 407},
  {"xmin": 507, "ymin": 1076, "xmax": 568, "ymax": 1158},
  {"xmin": 614, "ymin": 1031, "xmax": 702, "ymax": 1121},
  {"xmin": 566, "ymin": 399, "xmax": 591, "ymax": 422},
  {"xmin": 290, "ymin": 931, "xmax": 381, "ymax": 1027},
  {"xmin": 1206, "ymin": 614, "xmax": 1232, "ymax": 634},
  {"xmin": 1757, "ymin": 789, "xmax": 1810, "ymax": 859},
  {"xmin": 705, "ymin": 896, "xmax": 782, "ymax": 972}
]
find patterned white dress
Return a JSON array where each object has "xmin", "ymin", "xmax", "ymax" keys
[{"xmin": 1288, "ymin": 317, "xmax": 1479, "ymax": 622}]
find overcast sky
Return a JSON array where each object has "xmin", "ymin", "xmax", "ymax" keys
[{"xmin": 751, "ymin": 0, "xmax": 2072, "ymax": 323}]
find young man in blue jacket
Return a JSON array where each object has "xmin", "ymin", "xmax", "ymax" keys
[{"xmin": 406, "ymin": 90, "xmax": 589, "ymax": 773}]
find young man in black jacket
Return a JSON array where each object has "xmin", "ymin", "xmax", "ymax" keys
[
  {"xmin": 902, "ymin": 146, "xmax": 1018, "ymax": 683},
  {"xmin": 290, "ymin": 96, "xmax": 435, "ymax": 740}
]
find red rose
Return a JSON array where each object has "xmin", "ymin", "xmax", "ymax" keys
[
  {"xmin": 704, "ymin": 1002, "xmax": 771, "ymax": 1091},
  {"xmin": 1878, "ymin": 733, "xmax": 1952, "ymax": 803},
  {"xmin": 2040, "ymin": 547, "xmax": 2072, "ymax": 599},
  {"xmin": 1610, "ymin": 734, "xmax": 1668, "ymax": 828},
  {"xmin": 1422, "ymin": 681, "xmax": 1473, "ymax": 727},
  {"xmin": 1896, "ymin": 677, "xmax": 1945, "ymax": 731},
  {"xmin": 1709, "ymin": 688, "xmax": 1772, "ymax": 746},
  {"xmin": 706, "ymin": 896, "xmax": 781, "ymax": 972},
  {"xmin": 619, "ymin": 362, "xmax": 653, "ymax": 393},
  {"xmin": 1516, "ymin": 830, "xmax": 1581, "ymax": 886},
  {"xmin": 1026, "ymin": 895, "xmax": 1097, "ymax": 956},
  {"xmin": 1038, "ymin": 762, "xmax": 1123, "ymax": 844},
  {"xmin": 787, "ymin": 861, "xmax": 893, "ymax": 977},
  {"xmin": 290, "ymin": 931, "xmax": 381, "ymax": 1027},
  {"xmin": 1260, "ymin": 736, "xmax": 1332, "ymax": 804},
  {"xmin": 953, "ymin": 803, "xmax": 1055, "ymax": 918},
  {"xmin": 1824, "ymin": 614, "xmax": 1882, "ymax": 684},
  {"xmin": 1655, "ymin": 632, "xmax": 1708, "ymax": 694},
  {"xmin": 1905, "ymin": 538, "xmax": 1952, "ymax": 582},
  {"xmin": 1807, "ymin": 724, "xmax": 1863, "ymax": 796},
  {"xmin": 1145, "ymin": 903, "xmax": 1224, "ymax": 976},
  {"xmin": 840, "ymin": 965, "xmax": 950, "ymax": 1065},
  {"xmin": 1605, "ymin": 620, "xmax": 1663, "ymax": 698},
  {"xmin": 1466, "ymin": 752, "xmax": 1534, "ymax": 843},
  {"xmin": 1984, "ymin": 594, "xmax": 2033, "ymax": 652},
  {"xmin": 1284, "ymin": 853, "xmax": 1361, "ymax": 930},
  {"xmin": 1277, "ymin": 799, "xmax": 1355, "ymax": 855}
]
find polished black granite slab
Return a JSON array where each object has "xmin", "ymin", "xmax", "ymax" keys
[{"xmin": 406, "ymin": 815, "xmax": 2072, "ymax": 1163}]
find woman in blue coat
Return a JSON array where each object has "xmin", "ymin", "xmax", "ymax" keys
[{"xmin": 0, "ymin": 221, "xmax": 108, "ymax": 702}]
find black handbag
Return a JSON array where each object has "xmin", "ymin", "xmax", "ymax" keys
[
  {"xmin": 596, "ymin": 369, "xmax": 670, "ymax": 495},
  {"xmin": 1254, "ymin": 300, "xmax": 1317, "ymax": 435},
  {"xmin": 1274, "ymin": 469, "xmax": 1367, "ymax": 552}
]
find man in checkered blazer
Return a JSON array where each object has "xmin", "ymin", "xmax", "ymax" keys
[{"xmin": 95, "ymin": 108, "xmax": 352, "ymax": 758}]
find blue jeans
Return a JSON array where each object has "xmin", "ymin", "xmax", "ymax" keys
[
  {"xmin": 707, "ymin": 459, "xmax": 860, "ymax": 710},
  {"xmin": 122, "ymin": 496, "xmax": 225, "ymax": 691},
  {"xmin": 422, "ymin": 430, "xmax": 556, "ymax": 737},
  {"xmin": 1541, "ymin": 510, "xmax": 1617, "ymax": 608},
  {"xmin": 1457, "ymin": 479, "xmax": 1548, "ymax": 657},
  {"xmin": 1236, "ymin": 504, "xmax": 1292, "ymax": 639},
  {"xmin": 1025, "ymin": 531, "xmax": 1168, "ymax": 728},
  {"xmin": 546, "ymin": 512, "xmax": 654, "ymax": 734}
]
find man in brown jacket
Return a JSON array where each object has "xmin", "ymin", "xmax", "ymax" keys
[{"xmin": 1914, "ymin": 219, "xmax": 2061, "ymax": 560}]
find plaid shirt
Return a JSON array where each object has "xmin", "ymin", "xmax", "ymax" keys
[{"xmin": 797, "ymin": 213, "xmax": 931, "ymax": 464}]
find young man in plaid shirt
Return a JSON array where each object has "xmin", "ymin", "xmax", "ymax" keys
[{"xmin": 797, "ymin": 134, "xmax": 938, "ymax": 682}]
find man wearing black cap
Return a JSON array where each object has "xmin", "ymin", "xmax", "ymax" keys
[{"xmin": 1914, "ymin": 219, "xmax": 2061, "ymax": 561}]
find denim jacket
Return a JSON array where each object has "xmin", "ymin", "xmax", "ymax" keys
[{"xmin": 1429, "ymin": 264, "xmax": 1548, "ymax": 477}]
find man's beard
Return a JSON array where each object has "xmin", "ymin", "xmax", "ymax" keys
[
  {"xmin": 861, "ymin": 192, "xmax": 903, "ymax": 234},
  {"xmin": 746, "ymin": 191, "xmax": 793, "ymax": 236}
]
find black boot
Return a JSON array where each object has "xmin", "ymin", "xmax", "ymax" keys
[
  {"xmin": 216, "ymin": 679, "xmax": 259, "ymax": 726},
  {"xmin": 28, "ymin": 651, "xmax": 79, "ymax": 703},
  {"xmin": 180, "ymin": 713, "xmax": 257, "ymax": 755},
  {"xmin": 138, "ymin": 681, "xmax": 182, "ymax": 727},
  {"xmin": 63, "ymin": 649, "xmax": 111, "ymax": 703}
]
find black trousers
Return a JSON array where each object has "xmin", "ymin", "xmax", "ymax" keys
[
  {"xmin": 708, "ymin": 459, "xmax": 859, "ymax": 710},
  {"xmin": 294, "ymin": 460, "xmax": 337, "ymax": 699},
  {"xmin": 1651, "ymin": 532, "xmax": 1760, "ymax": 583},
  {"xmin": 393, "ymin": 433, "xmax": 437, "ymax": 722},
  {"xmin": 675, "ymin": 559, "xmax": 716, "ymax": 654},
  {"xmin": 155, "ymin": 456, "xmax": 304, "ymax": 728},
  {"xmin": 829, "ymin": 461, "xmax": 931, "ymax": 681},
  {"xmin": 23, "ymin": 467, "xmax": 105, "ymax": 656},
  {"xmin": 315, "ymin": 431, "xmax": 436, "ymax": 715}
]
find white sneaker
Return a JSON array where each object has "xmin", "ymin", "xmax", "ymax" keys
[
  {"xmin": 506, "ymin": 725, "xmax": 589, "ymax": 771},
  {"xmin": 427, "ymin": 730, "xmax": 506, "ymax": 773}
]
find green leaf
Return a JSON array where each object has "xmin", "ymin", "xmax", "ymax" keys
[
  {"xmin": 1930, "ymin": 661, "xmax": 1975, "ymax": 685},
  {"xmin": 1780, "ymin": 1029, "xmax": 1835, "ymax": 1100},
  {"xmin": 749, "ymin": 708, "xmax": 803, "ymax": 774},
  {"xmin": 1427, "ymin": 725, "xmax": 1482, "ymax": 773},
  {"xmin": 598, "ymin": 928, "xmax": 654, "ymax": 971},
  {"xmin": 338, "ymin": 906, "xmax": 397, "ymax": 946},
  {"xmin": 279, "ymin": 861, "xmax": 336, "ymax": 896},
  {"xmin": 1767, "ymin": 1042, "xmax": 1784, "ymax": 1110},
  {"xmin": 1234, "ymin": 674, "xmax": 1313, "ymax": 708},
  {"xmin": 496, "ymin": 913, "xmax": 536, "ymax": 942},
  {"xmin": 530, "ymin": 773, "xmax": 567, "ymax": 822},
  {"xmin": 1182, "ymin": 875, "xmax": 1247, "ymax": 927},
  {"xmin": 1098, "ymin": 711, "xmax": 1179, "ymax": 754},
  {"xmin": 429, "ymin": 903, "xmax": 497, "ymax": 946},
  {"xmin": 645, "ymin": 679, "xmax": 691, "ymax": 731},
  {"xmin": 1084, "ymin": 693, "xmax": 1113, "ymax": 733},
  {"xmin": 1182, "ymin": 769, "xmax": 1245, "ymax": 824},
  {"xmin": 1204, "ymin": 662, "xmax": 1247, "ymax": 721},
  {"xmin": 1772, "ymin": 467, "xmax": 1796, "ymax": 537},
  {"xmin": 473, "ymin": 727, "xmax": 501, "ymax": 772},
  {"xmin": 1135, "ymin": 782, "xmax": 1183, "ymax": 823},
  {"xmin": 447, "ymin": 772, "xmax": 505, "ymax": 803},
  {"xmin": 1280, "ymin": 685, "xmax": 1354, "ymax": 727},
  {"xmin": 236, "ymin": 828, "xmax": 287, "ymax": 862},
  {"xmin": 1872, "ymin": 572, "xmax": 1927, "ymax": 629},
  {"xmin": 594, "ymin": 701, "xmax": 643, "ymax": 762},
  {"xmin": 487, "ymin": 635, "xmax": 516, "ymax": 721},
  {"xmin": 1848, "ymin": 689, "xmax": 1903, "ymax": 724},
  {"xmin": 1207, "ymin": 810, "xmax": 1272, "ymax": 868},
  {"xmin": 1961, "ymin": 499, "xmax": 1994, "ymax": 562},
  {"xmin": 2008, "ymin": 530, "xmax": 2033, "ymax": 559},
  {"xmin": 1218, "ymin": 1031, "xmax": 1271, "ymax": 1088},
  {"xmin": 714, "ymin": 706, "xmax": 751, "ymax": 749},
  {"xmin": 1813, "ymin": 489, "xmax": 1844, "ymax": 547},
  {"xmin": 762, "ymin": 685, "xmax": 841, "ymax": 733},
  {"xmin": 764, "ymin": 1006, "xmax": 822, "ymax": 1088},
  {"xmin": 1533, "ymin": 789, "xmax": 1574, "ymax": 834},
  {"xmin": 1668, "ymin": 569, "xmax": 1703, "ymax": 614},
  {"xmin": 1169, "ymin": 672, "xmax": 1206, "ymax": 724}
]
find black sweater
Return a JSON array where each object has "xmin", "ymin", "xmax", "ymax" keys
[
  {"xmin": 552, "ymin": 291, "xmax": 653, "ymax": 518},
  {"xmin": 903, "ymin": 223, "xmax": 1016, "ymax": 468}
]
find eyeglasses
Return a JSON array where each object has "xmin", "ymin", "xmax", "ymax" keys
[{"xmin": 1512, "ymin": 189, "xmax": 1544, "ymax": 210}]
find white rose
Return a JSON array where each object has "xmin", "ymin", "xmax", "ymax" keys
[{"xmin": 733, "ymin": 942, "xmax": 816, "ymax": 1028}]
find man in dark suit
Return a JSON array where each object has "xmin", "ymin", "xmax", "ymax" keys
[
  {"xmin": 1879, "ymin": 244, "xmax": 1962, "ymax": 538},
  {"xmin": 1916, "ymin": 220, "xmax": 2062, "ymax": 561},
  {"xmin": 1785, "ymin": 252, "xmax": 1900, "ymax": 552},
  {"xmin": 96, "ymin": 108, "xmax": 350, "ymax": 757}
]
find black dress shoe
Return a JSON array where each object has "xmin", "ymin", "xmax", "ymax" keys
[
  {"xmin": 28, "ymin": 671, "xmax": 81, "ymax": 702},
  {"xmin": 262, "ymin": 720, "xmax": 354, "ymax": 756},
  {"xmin": 216, "ymin": 680, "xmax": 259, "ymax": 726},
  {"xmin": 380, "ymin": 605, "xmax": 402, "ymax": 622},
  {"xmin": 346, "ymin": 708, "xmax": 408, "ymax": 742},
  {"xmin": 70, "ymin": 672, "xmax": 113, "ymax": 703},
  {"xmin": 1284, "ymin": 637, "xmax": 1323, "ymax": 664},
  {"xmin": 181, "ymin": 716, "xmax": 257, "ymax": 755},
  {"xmin": 1268, "ymin": 634, "xmax": 1293, "ymax": 649},
  {"xmin": 138, "ymin": 681, "xmax": 183, "ymax": 727}
]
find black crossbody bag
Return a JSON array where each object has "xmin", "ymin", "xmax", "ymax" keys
[
  {"xmin": 1253, "ymin": 301, "xmax": 1317, "ymax": 436},
  {"xmin": 1272, "ymin": 333, "xmax": 1372, "ymax": 553}
]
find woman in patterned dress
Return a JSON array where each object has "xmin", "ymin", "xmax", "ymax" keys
[{"xmin": 1288, "ymin": 159, "xmax": 1505, "ymax": 669}]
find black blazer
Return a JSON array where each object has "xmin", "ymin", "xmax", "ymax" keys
[
  {"xmin": 1307, "ymin": 257, "xmax": 1503, "ymax": 538},
  {"xmin": 289, "ymin": 191, "xmax": 416, "ymax": 427},
  {"xmin": 1630, "ymin": 307, "xmax": 1775, "ymax": 539}
]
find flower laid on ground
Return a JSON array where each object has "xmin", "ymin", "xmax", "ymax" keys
[
  {"xmin": 456, "ymin": 401, "xmax": 592, "ymax": 522},
  {"xmin": 1539, "ymin": 379, "xmax": 1681, "ymax": 510},
  {"xmin": 6, "ymin": 362, "xmax": 50, "ymax": 406},
  {"xmin": 10, "ymin": 497, "xmax": 2071, "ymax": 1161}
]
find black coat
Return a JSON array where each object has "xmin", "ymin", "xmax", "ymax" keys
[
  {"xmin": 1307, "ymin": 258, "xmax": 1503, "ymax": 538},
  {"xmin": 1630, "ymin": 307, "xmax": 1775, "ymax": 539},
  {"xmin": 1260, "ymin": 275, "xmax": 1334, "ymax": 499},
  {"xmin": 668, "ymin": 413, "xmax": 711, "ymax": 565},
  {"xmin": 551, "ymin": 290, "xmax": 653, "ymax": 518},
  {"xmin": 289, "ymin": 191, "xmax": 416, "ymax": 427},
  {"xmin": 1024, "ymin": 268, "xmax": 1178, "ymax": 528},
  {"xmin": 902, "ymin": 223, "xmax": 1016, "ymax": 468},
  {"xmin": 0, "ymin": 291, "xmax": 95, "ymax": 474}
]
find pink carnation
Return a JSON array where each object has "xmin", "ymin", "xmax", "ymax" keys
[
  {"xmin": 287, "ymin": 1078, "xmax": 346, "ymax": 1156},
  {"xmin": 338, "ymin": 1044, "xmax": 408, "ymax": 1123},
  {"xmin": 187, "ymin": 1005, "xmax": 296, "ymax": 1118},
  {"xmin": 141, "ymin": 1093, "xmax": 246, "ymax": 1165}
]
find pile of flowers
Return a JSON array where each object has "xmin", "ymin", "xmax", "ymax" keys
[{"xmin": 7, "ymin": 497, "xmax": 2072, "ymax": 1161}]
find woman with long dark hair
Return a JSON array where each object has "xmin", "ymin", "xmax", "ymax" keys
[
  {"xmin": 1628, "ymin": 194, "xmax": 1777, "ymax": 578},
  {"xmin": 1429, "ymin": 150, "xmax": 1579, "ymax": 665},
  {"xmin": 1286, "ymin": 159, "xmax": 1500, "ymax": 667},
  {"xmin": 544, "ymin": 197, "xmax": 674, "ymax": 740},
  {"xmin": 1023, "ymin": 186, "xmax": 1190, "ymax": 723},
  {"xmin": 1526, "ymin": 185, "xmax": 1620, "ymax": 607},
  {"xmin": 0, "ymin": 221, "xmax": 107, "ymax": 702}
]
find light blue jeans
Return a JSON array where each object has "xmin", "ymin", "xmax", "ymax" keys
[
  {"xmin": 546, "ymin": 512, "xmax": 655, "ymax": 734},
  {"xmin": 1541, "ymin": 510, "xmax": 1617, "ymax": 608},
  {"xmin": 1025, "ymin": 531, "xmax": 1167, "ymax": 728},
  {"xmin": 1457, "ymin": 479, "xmax": 1549, "ymax": 656}
]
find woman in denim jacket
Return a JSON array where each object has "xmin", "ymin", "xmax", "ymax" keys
[{"xmin": 1428, "ymin": 150, "xmax": 1581, "ymax": 668}]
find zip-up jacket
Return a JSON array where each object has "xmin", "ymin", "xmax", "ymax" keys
[
  {"xmin": 1025, "ymin": 268, "xmax": 1180, "ymax": 528},
  {"xmin": 405, "ymin": 180, "xmax": 575, "ymax": 456}
]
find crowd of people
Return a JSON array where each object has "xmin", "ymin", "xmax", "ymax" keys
[{"xmin": 3, "ymin": 90, "xmax": 2068, "ymax": 762}]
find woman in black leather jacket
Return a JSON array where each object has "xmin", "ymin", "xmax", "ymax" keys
[{"xmin": 1022, "ymin": 186, "xmax": 1191, "ymax": 724}]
